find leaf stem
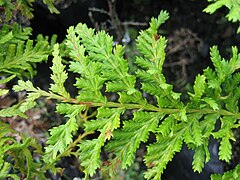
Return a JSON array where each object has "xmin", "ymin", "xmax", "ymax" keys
[
  {"xmin": 39, "ymin": 90, "xmax": 240, "ymax": 119},
  {"xmin": 58, "ymin": 131, "xmax": 94, "ymax": 158},
  {"xmin": 71, "ymin": 98, "xmax": 240, "ymax": 119},
  {"xmin": 42, "ymin": 131, "xmax": 94, "ymax": 171}
]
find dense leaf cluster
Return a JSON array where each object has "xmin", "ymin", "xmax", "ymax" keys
[
  {"xmin": 0, "ymin": 121, "xmax": 46, "ymax": 179},
  {"xmin": 10, "ymin": 11, "xmax": 240, "ymax": 179},
  {"xmin": 0, "ymin": 23, "xmax": 56, "ymax": 118}
]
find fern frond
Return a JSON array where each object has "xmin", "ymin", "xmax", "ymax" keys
[
  {"xmin": 13, "ymin": 80, "xmax": 46, "ymax": 112},
  {"xmin": 44, "ymin": 109, "xmax": 80, "ymax": 163},
  {"xmin": 144, "ymin": 123, "xmax": 184, "ymax": 180},
  {"xmin": 16, "ymin": 0, "xmax": 34, "ymax": 19},
  {"xmin": 192, "ymin": 145, "xmax": 205, "ymax": 173},
  {"xmin": 79, "ymin": 108, "xmax": 123, "ymax": 177},
  {"xmin": 78, "ymin": 139, "xmax": 102, "ymax": 177},
  {"xmin": 56, "ymin": 103, "xmax": 86, "ymax": 115},
  {"xmin": 89, "ymin": 31, "xmax": 142, "ymax": 103},
  {"xmin": 156, "ymin": 114, "xmax": 176, "ymax": 137},
  {"xmin": 50, "ymin": 44, "xmax": 70, "ymax": 98},
  {"xmin": 224, "ymin": 86, "xmax": 240, "ymax": 113},
  {"xmin": 204, "ymin": 67, "xmax": 220, "ymax": 91},
  {"xmin": 202, "ymin": 97, "xmax": 219, "ymax": 110},
  {"xmin": 135, "ymin": 11, "xmax": 182, "ymax": 109},
  {"xmin": 0, "ymin": 121, "xmax": 45, "ymax": 179},
  {"xmin": 0, "ymin": 23, "xmax": 53, "ymax": 79},
  {"xmin": 42, "ymin": 0, "xmax": 60, "ymax": 14},
  {"xmin": 137, "ymin": 10, "xmax": 169, "ymax": 64},
  {"xmin": 66, "ymin": 26, "xmax": 106, "ymax": 102},
  {"xmin": 200, "ymin": 114, "xmax": 220, "ymax": 138},
  {"xmin": 192, "ymin": 118, "xmax": 203, "ymax": 146},
  {"xmin": 0, "ymin": 104, "xmax": 27, "ymax": 118},
  {"xmin": 13, "ymin": 80, "xmax": 36, "ymax": 92},
  {"xmin": 0, "ymin": 162, "xmax": 20, "ymax": 180},
  {"xmin": 0, "ymin": 75, "xmax": 16, "ymax": 85},
  {"xmin": 75, "ymin": 24, "xmax": 113, "ymax": 61},
  {"xmin": 210, "ymin": 46, "xmax": 232, "ymax": 82},
  {"xmin": 66, "ymin": 23, "xmax": 144, "ymax": 104},
  {"xmin": 183, "ymin": 113, "xmax": 203, "ymax": 146},
  {"xmin": 106, "ymin": 111, "xmax": 164, "ymax": 169},
  {"xmin": 10, "ymin": 10, "xmax": 240, "ymax": 179},
  {"xmin": 189, "ymin": 74, "xmax": 206, "ymax": 100},
  {"xmin": 212, "ymin": 116, "xmax": 237, "ymax": 162},
  {"xmin": 0, "ymin": 31, "xmax": 13, "ymax": 44},
  {"xmin": 0, "ymin": 0, "xmax": 15, "ymax": 21},
  {"xmin": 0, "ymin": 89, "xmax": 8, "ymax": 96},
  {"xmin": 229, "ymin": 46, "xmax": 240, "ymax": 71}
]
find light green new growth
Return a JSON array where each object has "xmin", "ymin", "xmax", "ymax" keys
[
  {"xmin": 0, "ymin": 23, "xmax": 56, "ymax": 80},
  {"xmin": 0, "ymin": 23, "xmax": 56, "ymax": 119},
  {"xmin": 12, "ymin": 10, "xmax": 240, "ymax": 179},
  {"xmin": 204, "ymin": 0, "xmax": 240, "ymax": 33}
]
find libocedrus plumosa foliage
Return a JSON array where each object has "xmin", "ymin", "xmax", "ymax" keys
[
  {"xmin": 0, "ymin": 22, "xmax": 58, "ymax": 179},
  {"xmin": 0, "ymin": 23, "xmax": 56, "ymax": 118},
  {"xmin": 13, "ymin": 10, "xmax": 240, "ymax": 179},
  {"xmin": 0, "ymin": 23, "xmax": 56, "ymax": 80},
  {"xmin": 0, "ymin": 121, "xmax": 47, "ymax": 180}
]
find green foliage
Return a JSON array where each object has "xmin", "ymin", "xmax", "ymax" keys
[
  {"xmin": 44, "ymin": 107, "xmax": 80, "ymax": 163},
  {"xmin": 7, "ymin": 10, "xmax": 240, "ymax": 179},
  {"xmin": 0, "ymin": 23, "xmax": 56, "ymax": 80},
  {"xmin": 50, "ymin": 44, "xmax": 70, "ymax": 98},
  {"xmin": 0, "ymin": 104, "xmax": 27, "ymax": 118},
  {"xmin": 0, "ymin": 121, "xmax": 46, "ymax": 179},
  {"xmin": 0, "ymin": 4, "xmax": 58, "ymax": 178},
  {"xmin": 107, "ymin": 111, "xmax": 164, "ymax": 170},
  {"xmin": 203, "ymin": 0, "xmax": 240, "ymax": 33},
  {"xmin": 0, "ymin": 23, "xmax": 57, "ymax": 143},
  {"xmin": 0, "ymin": 22, "xmax": 56, "ymax": 118},
  {"xmin": 80, "ymin": 107, "xmax": 124, "ymax": 176},
  {"xmin": 0, "ymin": 0, "xmax": 59, "ymax": 22}
]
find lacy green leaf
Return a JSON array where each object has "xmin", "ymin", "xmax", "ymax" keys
[
  {"xmin": 192, "ymin": 145, "xmax": 205, "ymax": 173},
  {"xmin": 44, "ymin": 109, "xmax": 79, "ymax": 163},
  {"xmin": 190, "ymin": 74, "xmax": 206, "ymax": 99},
  {"xmin": 202, "ymin": 97, "xmax": 219, "ymax": 110},
  {"xmin": 107, "ymin": 112, "xmax": 164, "ymax": 169},
  {"xmin": 156, "ymin": 114, "xmax": 176, "ymax": 137},
  {"xmin": 1, "ymin": 0, "xmax": 59, "ymax": 22},
  {"xmin": 78, "ymin": 139, "xmax": 102, "ymax": 176},
  {"xmin": 79, "ymin": 108, "xmax": 123, "ymax": 177},
  {"xmin": 200, "ymin": 114, "xmax": 220, "ymax": 138},
  {"xmin": 144, "ymin": 123, "xmax": 184, "ymax": 180},
  {"xmin": 212, "ymin": 116, "xmax": 237, "ymax": 162},
  {"xmin": 8, "ymin": 10, "xmax": 240, "ymax": 179},
  {"xmin": 0, "ymin": 23, "xmax": 53, "ymax": 79},
  {"xmin": 0, "ymin": 104, "xmax": 27, "ymax": 118},
  {"xmin": 50, "ymin": 44, "xmax": 70, "ymax": 98}
]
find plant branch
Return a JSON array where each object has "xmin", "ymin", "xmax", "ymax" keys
[{"xmin": 39, "ymin": 89, "xmax": 240, "ymax": 119}]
